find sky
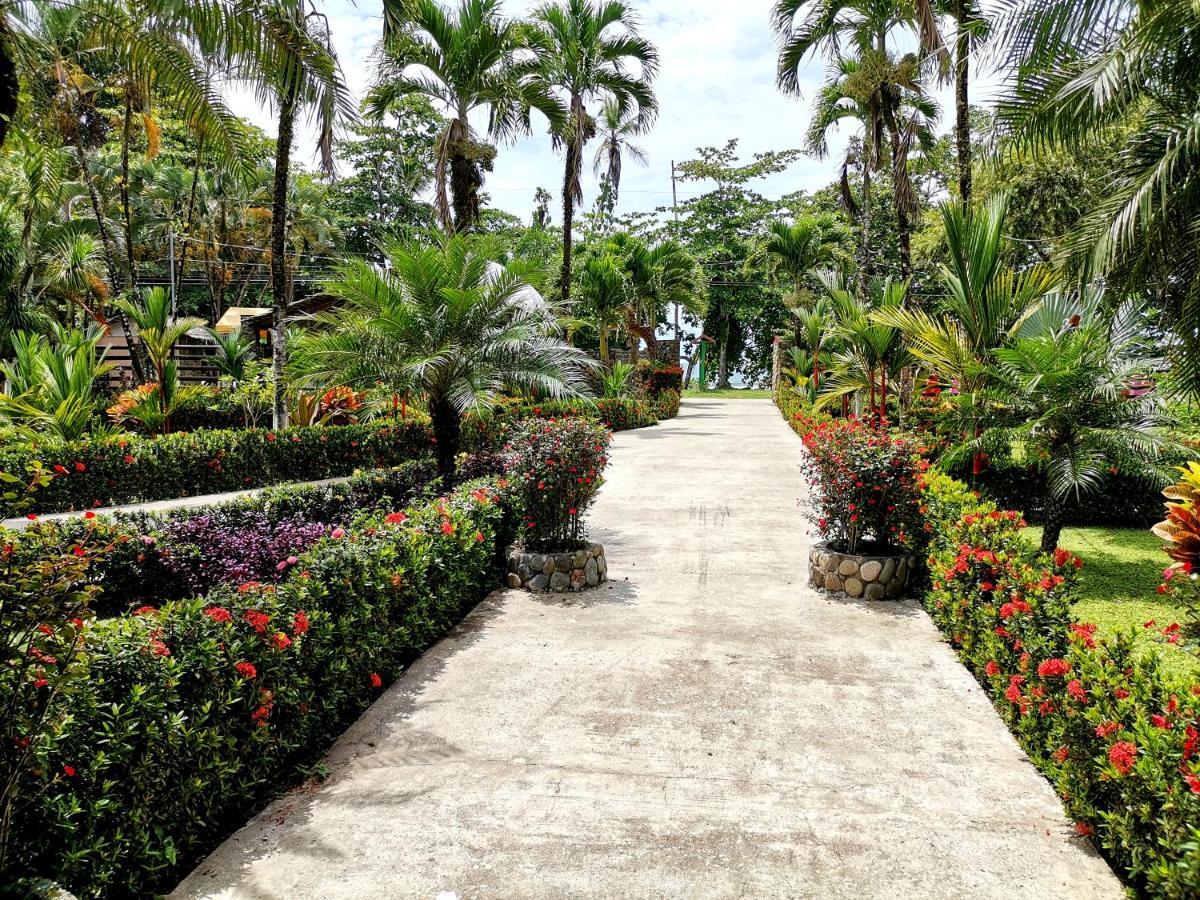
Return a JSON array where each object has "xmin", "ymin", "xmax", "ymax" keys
[{"xmin": 229, "ymin": 0, "xmax": 999, "ymax": 223}]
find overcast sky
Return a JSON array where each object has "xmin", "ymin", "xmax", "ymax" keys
[{"xmin": 229, "ymin": 0, "xmax": 998, "ymax": 223}]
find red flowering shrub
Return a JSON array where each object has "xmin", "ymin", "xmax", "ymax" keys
[
  {"xmin": 918, "ymin": 466, "xmax": 1200, "ymax": 895},
  {"xmin": 505, "ymin": 418, "xmax": 610, "ymax": 551},
  {"xmin": 4, "ymin": 476, "xmax": 516, "ymax": 896},
  {"xmin": 799, "ymin": 416, "xmax": 922, "ymax": 554}
]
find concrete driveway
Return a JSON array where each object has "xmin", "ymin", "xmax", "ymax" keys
[{"xmin": 173, "ymin": 398, "xmax": 1121, "ymax": 899}]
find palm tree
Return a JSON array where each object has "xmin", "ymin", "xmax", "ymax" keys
[
  {"xmin": 371, "ymin": 0, "xmax": 562, "ymax": 234},
  {"xmin": 592, "ymin": 96, "xmax": 648, "ymax": 205},
  {"xmin": 941, "ymin": 0, "xmax": 985, "ymax": 203},
  {"xmin": 993, "ymin": 0, "xmax": 1200, "ymax": 394},
  {"xmin": 958, "ymin": 301, "xmax": 1168, "ymax": 551},
  {"xmin": 815, "ymin": 269, "xmax": 910, "ymax": 421},
  {"xmin": 575, "ymin": 252, "xmax": 627, "ymax": 364},
  {"xmin": 530, "ymin": 0, "xmax": 659, "ymax": 305},
  {"xmin": 774, "ymin": 0, "xmax": 942, "ymax": 277},
  {"xmin": 874, "ymin": 193, "xmax": 1060, "ymax": 466},
  {"xmin": 247, "ymin": 0, "xmax": 354, "ymax": 428},
  {"xmin": 0, "ymin": 325, "xmax": 114, "ymax": 440},
  {"xmin": 291, "ymin": 236, "xmax": 596, "ymax": 479},
  {"xmin": 115, "ymin": 286, "xmax": 204, "ymax": 431},
  {"xmin": 759, "ymin": 216, "xmax": 844, "ymax": 308}
]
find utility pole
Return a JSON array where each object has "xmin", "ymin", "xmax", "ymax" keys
[{"xmin": 670, "ymin": 161, "xmax": 681, "ymax": 339}]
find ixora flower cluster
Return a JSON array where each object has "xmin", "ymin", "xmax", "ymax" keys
[
  {"xmin": 504, "ymin": 418, "xmax": 611, "ymax": 592},
  {"xmin": 0, "ymin": 471, "xmax": 515, "ymax": 898},
  {"xmin": 920, "ymin": 468, "xmax": 1200, "ymax": 896},
  {"xmin": 798, "ymin": 414, "xmax": 923, "ymax": 597}
]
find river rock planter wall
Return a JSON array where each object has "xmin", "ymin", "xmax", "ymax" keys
[
  {"xmin": 809, "ymin": 542, "xmax": 911, "ymax": 600},
  {"xmin": 507, "ymin": 543, "xmax": 608, "ymax": 592}
]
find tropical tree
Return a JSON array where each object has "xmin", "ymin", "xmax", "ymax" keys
[
  {"xmin": 530, "ymin": 0, "xmax": 659, "ymax": 304},
  {"xmin": 815, "ymin": 269, "xmax": 910, "ymax": 421},
  {"xmin": 591, "ymin": 96, "xmax": 648, "ymax": 205},
  {"xmin": 774, "ymin": 0, "xmax": 942, "ymax": 277},
  {"xmin": 574, "ymin": 251, "xmax": 627, "ymax": 364},
  {"xmin": 114, "ymin": 286, "xmax": 204, "ymax": 432},
  {"xmin": 207, "ymin": 328, "xmax": 255, "ymax": 380},
  {"xmin": 371, "ymin": 0, "xmax": 562, "ymax": 234},
  {"xmin": 757, "ymin": 216, "xmax": 845, "ymax": 308},
  {"xmin": 291, "ymin": 236, "xmax": 596, "ymax": 479},
  {"xmin": 955, "ymin": 301, "xmax": 1168, "ymax": 551},
  {"xmin": 249, "ymin": 0, "xmax": 354, "ymax": 429},
  {"xmin": 874, "ymin": 193, "xmax": 1060, "ymax": 464},
  {"xmin": 993, "ymin": 0, "xmax": 1200, "ymax": 395}
]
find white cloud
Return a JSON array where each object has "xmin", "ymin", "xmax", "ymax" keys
[{"xmin": 232, "ymin": 0, "xmax": 989, "ymax": 222}]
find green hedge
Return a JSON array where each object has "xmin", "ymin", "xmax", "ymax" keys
[
  {"xmin": 919, "ymin": 468, "xmax": 1200, "ymax": 894},
  {"xmin": 781, "ymin": 395, "xmax": 1200, "ymax": 894},
  {"xmin": 9, "ymin": 477, "xmax": 514, "ymax": 897},
  {"xmin": 0, "ymin": 421, "xmax": 433, "ymax": 518}
]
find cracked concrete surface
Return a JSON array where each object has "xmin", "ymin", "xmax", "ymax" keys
[{"xmin": 172, "ymin": 398, "xmax": 1122, "ymax": 899}]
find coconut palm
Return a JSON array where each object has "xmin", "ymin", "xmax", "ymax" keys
[
  {"xmin": 953, "ymin": 301, "xmax": 1168, "ymax": 551},
  {"xmin": 772, "ymin": 0, "xmax": 946, "ymax": 75},
  {"xmin": 529, "ymin": 0, "xmax": 658, "ymax": 305},
  {"xmin": 291, "ymin": 235, "xmax": 596, "ymax": 479},
  {"xmin": 591, "ymin": 96, "xmax": 648, "ymax": 205},
  {"xmin": 371, "ymin": 0, "xmax": 562, "ymax": 234}
]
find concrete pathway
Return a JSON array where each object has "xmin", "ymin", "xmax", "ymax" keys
[{"xmin": 173, "ymin": 398, "xmax": 1121, "ymax": 899}]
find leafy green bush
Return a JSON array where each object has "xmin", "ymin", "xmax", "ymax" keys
[
  {"xmin": 506, "ymin": 418, "xmax": 610, "ymax": 551},
  {"xmin": 0, "ymin": 421, "xmax": 433, "ymax": 517},
  {"xmin": 919, "ymin": 467, "xmax": 1200, "ymax": 894},
  {"xmin": 649, "ymin": 389, "xmax": 680, "ymax": 421},
  {"xmin": 462, "ymin": 396, "xmax": 662, "ymax": 453},
  {"xmin": 6, "ymin": 478, "xmax": 513, "ymax": 897}
]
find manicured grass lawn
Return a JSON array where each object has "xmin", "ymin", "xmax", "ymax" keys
[
  {"xmin": 683, "ymin": 387, "xmax": 773, "ymax": 399},
  {"xmin": 1028, "ymin": 525, "xmax": 1200, "ymax": 683}
]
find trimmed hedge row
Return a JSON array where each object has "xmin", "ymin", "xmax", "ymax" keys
[
  {"xmin": 10, "ymin": 476, "xmax": 515, "ymax": 898},
  {"xmin": 779, "ymin": 393, "xmax": 1200, "ymax": 894},
  {"xmin": 919, "ymin": 469, "xmax": 1200, "ymax": 895},
  {"xmin": 0, "ymin": 422, "xmax": 434, "ymax": 518},
  {"xmin": 51, "ymin": 460, "xmax": 439, "ymax": 616}
]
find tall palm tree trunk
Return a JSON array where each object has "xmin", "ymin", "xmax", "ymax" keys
[
  {"xmin": 271, "ymin": 90, "xmax": 297, "ymax": 429},
  {"xmin": 560, "ymin": 136, "xmax": 580, "ymax": 305},
  {"xmin": 120, "ymin": 90, "xmax": 138, "ymax": 291},
  {"xmin": 954, "ymin": 2, "xmax": 972, "ymax": 205},
  {"xmin": 1041, "ymin": 491, "xmax": 1067, "ymax": 552},
  {"xmin": 429, "ymin": 397, "xmax": 461, "ymax": 482},
  {"xmin": 858, "ymin": 163, "xmax": 873, "ymax": 294}
]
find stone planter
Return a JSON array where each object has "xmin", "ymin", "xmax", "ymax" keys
[
  {"xmin": 808, "ymin": 542, "xmax": 911, "ymax": 600},
  {"xmin": 506, "ymin": 543, "xmax": 607, "ymax": 593}
]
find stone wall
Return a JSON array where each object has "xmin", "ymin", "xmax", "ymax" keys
[
  {"xmin": 507, "ymin": 543, "xmax": 608, "ymax": 592},
  {"xmin": 808, "ymin": 542, "xmax": 911, "ymax": 600}
]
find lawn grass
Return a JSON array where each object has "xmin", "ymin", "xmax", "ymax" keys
[
  {"xmin": 1028, "ymin": 525, "xmax": 1200, "ymax": 683},
  {"xmin": 683, "ymin": 387, "xmax": 773, "ymax": 399}
]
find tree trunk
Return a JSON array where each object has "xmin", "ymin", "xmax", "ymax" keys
[
  {"xmin": 881, "ymin": 95, "xmax": 912, "ymax": 279},
  {"xmin": 429, "ymin": 397, "xmax": 461, "ymax": 483},
  {"xmin": 599, "ymin": 327, "xmax": 610, "ymax": 365},
  {"xmin": 271, "ymin": 90, "xmax": 297, "ymax": 430},
  {"xmin": 120, "ymin": 90, "xmax": 137, "ymax": 291},
  {"xmin": 857, "ymin": 163, "xmax": 873, "ymax": 295},
  {"xmin": 954, "ymin": 1, "xmax": 972, "ymax": 205},
  {"xmin": 446, "ymin": 117, "xmax": 479, "ymax": 233},
  {"xmin": 1041, "ymin": 492, "xmax": 1067, "ymax": 553},
  {"xmin": 717, "ymin": 333, "xmax": 730, "ymax": 389},
  {"xmin": 560, "ymin": 137, "xmax": 580, "ymax": 305},
  {"xmin": 0, "ymin": 13, "xmax": 18, "ymax": 150}
]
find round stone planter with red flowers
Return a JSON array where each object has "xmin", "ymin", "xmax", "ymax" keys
[
  {"xmin": 808, "ymin": 542, "xmax": 912, "ymax": 600},
  {"xmin": 504, "ymin": 417, "xmax": 612, "ymax": 594}
]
